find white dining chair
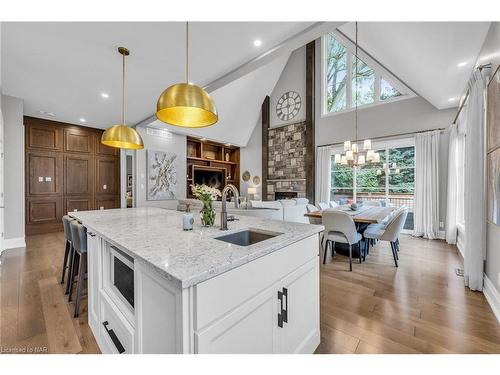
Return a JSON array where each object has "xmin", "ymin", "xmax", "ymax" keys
[
  {"xmin": 317, "ymin": 202, "xmax": 329, "ymax": 210},
  {"xmin": 322, "ymin": 210, "xmax": 363, "ymax": 271},
  {"xmin": 363, "ymin": 208, "xmax": 408, "ymax": 267}
]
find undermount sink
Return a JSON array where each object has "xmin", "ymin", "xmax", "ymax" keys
[{"xmin": 214, "ymin": 228, "xmax": 283, "ymax": 247}]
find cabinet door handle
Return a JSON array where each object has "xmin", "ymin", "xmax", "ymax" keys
[
  {"xmin": 102, "ymin": 321, "xmax": 125, "ymax": 354},
  {"xmin": 277, "ymin": 290, "xmax": 283, "ymax": 328},
  {"xmin": 282, "ymin": 287, "xmax": 288, "ymax": 323}
]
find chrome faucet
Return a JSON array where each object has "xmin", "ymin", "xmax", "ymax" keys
[{"xmin": 220, "ymin": 184, "xmax": 240, "ymax": 230}]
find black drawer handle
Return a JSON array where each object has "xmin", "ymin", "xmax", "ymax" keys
[
  {"xmin": 282, "ymin": 287, "xmax": 288, "ymax": 323},
  {"xmin": 277, "ymin": 290, "xmax": 283, "ymax": 328},
  {"xmin": 103, "ymin": 321, "xmax": 125, "ymax": 354}
]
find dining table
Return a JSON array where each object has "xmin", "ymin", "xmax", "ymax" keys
[{"xmin": 304, "ymin": 205, "xmax": 395, "ymax": 224}]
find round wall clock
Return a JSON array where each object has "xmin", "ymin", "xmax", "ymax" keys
[{"xmin": 276, "ymin": 91, "xmax": 301, "ymax": 122}]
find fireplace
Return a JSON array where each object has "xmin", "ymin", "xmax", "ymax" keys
[
  {"xmin": 274, "ymin": 191, "xmax": 298, "ymax": 200},
  {"xmin": 193, "ymin": 166, "xmax": 226, "ymax": 190}
]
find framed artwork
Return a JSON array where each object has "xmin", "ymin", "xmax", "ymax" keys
[
  {"xmin": 147, "ymin": 150, "xmax": 178, "ymax": 201},
  {"xmin": 127, "ymin": 174, "xmax": 133, "ymax": 188}
]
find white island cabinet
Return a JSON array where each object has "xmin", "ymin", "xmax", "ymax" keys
[{"xmin": 71, "ymin": 207, "xmax": 323, "ymax": 354}]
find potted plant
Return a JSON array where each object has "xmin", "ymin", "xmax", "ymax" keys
[{"xmin": 191, "ymin": 184, "xmax": 221, "ymax": 227}]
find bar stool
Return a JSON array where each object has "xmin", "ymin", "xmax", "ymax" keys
[
  {"xmin": 61, "ymin": 215, "xmax": 75, "ymax": 286},
  {"xmin": 69, "ymin": 220, "xmax": 87, "ymax": 317}
]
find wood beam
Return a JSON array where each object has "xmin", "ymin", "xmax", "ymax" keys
[
  {"xmin": 261, "ymin": 96, "xmax": 270, "ymax": 201},
  {"xmin": 305, "ymin": 41, "xmax": 316, "ymax": 203}
]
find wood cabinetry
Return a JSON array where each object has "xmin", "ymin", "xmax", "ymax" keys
[
  {"xmin": 186, "ymin": 137, "xmax": 240, "ymax": 198},
  {"xmin": 25, "ymin": 117, "xmax": 120, "ymax": 234}
]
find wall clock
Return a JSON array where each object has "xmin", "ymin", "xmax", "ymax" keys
[{"xmin": 276, "ymin": 91, "xmax": 301, "ymax": 122}]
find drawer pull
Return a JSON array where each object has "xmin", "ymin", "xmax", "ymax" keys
[
  {"xmin": 103, "ymin": 321, "xmax": 125, "ymax": 354},
  {"xmin": 277, "ymin": 290, "xmax": 283, "ymax": 328},
  {"xmin": 282, "ymin": 287, "xmax": 288, "ymax": 323}
]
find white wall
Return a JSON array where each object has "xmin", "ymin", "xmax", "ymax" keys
[
  {"xmin": 270, "ymin": 47, "xmax": 306, "ymax": 128},
  {"xmin": 135, "ymin": 127, "xmax": 186, "ymax": 211},
  {"xmin": 478, "ymin": 22, "xmax": 500, "ymax": 295},
  {"xmin": 0, "ymin": 22, "xmax": 4, "ymax": 252},
  {"xmin": 240, "ymin": 116, "xmax": 262, "ymax": 199},
  {"xmin": 1, "ymin": 94, "xmax": 25, "ymax": 249}
]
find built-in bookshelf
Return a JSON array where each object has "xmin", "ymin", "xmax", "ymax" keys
[{"xmin": 186, "ymin": 137, "xmax": 240, "ymax": 199}]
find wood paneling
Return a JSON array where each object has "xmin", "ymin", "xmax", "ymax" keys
[
  {"xmin": 26, "ymin": 123, "xmax": 62, "ymax": 151},
  {"xmin": 95, "ymin": 157, "xmax": 118, "ymax": 195},
  {"xmin": 25, "ymin": 116, "xmax": 120, "ymax": 235},
  {"xmin": 27, "ymin": 197, "xmax": 62, "ymax": 224},
  {"xmin": 95, "ymin": 197, "xmax": 119, "ymax": 210},
  {"xmin": 65, "ymin": 197, "xmax": 92, "ymax": 213},
  {"xmin": 64, "ymin": 128, "xmax": 93, "ymax": 154},
  {"xmin": 27, "ymin": 151, "xmax": 62, "ymax": 195},
  {"xmin": 65, "ymin": 155, "xmax": 93, "ymax": 195}
]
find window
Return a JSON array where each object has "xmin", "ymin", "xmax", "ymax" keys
[
  {"xmin": 323, "ymin": 31, "xmax": 412, "ymax": 115},
  {"xmin": 330, "ymin": 139, "xmax": 415, "ymax": 230},
  {"xmin": 325, "ymin": 33, "xmax": 347, "ymax": 112}
]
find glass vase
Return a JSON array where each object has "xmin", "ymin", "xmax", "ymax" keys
[{"xmin": 200, "ymin": 200, "xmax": 216, "ymax": 227}]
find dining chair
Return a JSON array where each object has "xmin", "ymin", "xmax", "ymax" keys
[
  {"xmin": 363, "ymin": 208, "xmax": 408, "ymax": 267},
  {"xmin": 317, "ymin": 202, "xmax": 329, "ymax": 210},
  {"xmin": 322, "ymin": 210, "xmax": 363, "ymax": 271},
  {"xmin": 61, "ymin": 215, "xmax": 75, "ymax": 286},
  {"xmin": 69, "ymin": 220, "xmax": 88, "ymax": 317}
]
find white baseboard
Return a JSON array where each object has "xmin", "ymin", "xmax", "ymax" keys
[
  {"xmin": 2, "ymin": 237, "xmax": 26, "ymax": 251},
  {"xmin": 483, "ymin": 274, "xmax": 500, "ymax": 324}
]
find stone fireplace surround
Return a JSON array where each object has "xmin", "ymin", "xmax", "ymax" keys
[{"xmin": 266, "ymin": 121, "xmax": 307, "ymax": 201}]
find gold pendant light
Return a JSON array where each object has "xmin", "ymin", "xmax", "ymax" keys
[
  {"xmin": 101, "ymin": 47, "xmax": 144, "ymax": 150},
  {"xmin": 156, "ymin": 22, "xmax": 218, "ymax": 128}
]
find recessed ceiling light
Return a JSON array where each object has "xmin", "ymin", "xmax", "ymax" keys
[
  {"xmin": 225, "ymin": 143, "xmax": 231, "ymax": 147},
  {"xmin": 457, "ymin": 61, "xmax": 468, "ymax": 67},
  {"xmin": 448, "ymin": 97, "xmax": 457, "ymax": 102},
  {"xmin": 79, "ymin": 118, "xmax": 87, "ymax": 123},
  {"xmin": 200, "ymin": 137, "xmax": 207, "ymax": 142},
  {"xmin": 101, "ymin": 92, "xmax": 109, "ymax": 99},
  {"xmin": 253, "ymin": 39, "xmax": 262, "ymax": 47}
]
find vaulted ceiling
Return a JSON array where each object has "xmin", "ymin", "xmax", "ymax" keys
[{"xmin": 338, "ymin": 22, "xmax": 491, "ymax": 109}]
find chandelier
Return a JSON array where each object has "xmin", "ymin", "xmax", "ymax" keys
[{"xmin": 334, "ymin": 22, "xmax": 379, "ymax": 168}]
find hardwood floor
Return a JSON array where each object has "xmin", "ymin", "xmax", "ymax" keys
[
  {"xmin": 1, "ymin": 231, "xmax": 499, "ymax": 354},
  {"xmin": 316, "ymin": 235, "xmax": 500, "ymax": 354},
  {"xmin": 0, "ymin": 232, "xmax": 99, "ymax": 354}
]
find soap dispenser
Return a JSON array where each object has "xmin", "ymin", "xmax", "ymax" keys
[{"xmin": 183, "ymin": 203, "xmax": 194, "ymax": 231}]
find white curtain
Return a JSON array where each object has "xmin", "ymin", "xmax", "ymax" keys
[
  {"xmin": 316, "ymin": 146, "xmax": 332, "ymax": 205},
  {"xmin": 464, "ymin": 70, "xmax": 487, "ymax": 291},
  {"xmin": 414, "ymin": 130, "xmax": 440, "ymax": 239},
  {"xmin": 445, "ymin": 124, "xmax": 459, "ymax": 244}
]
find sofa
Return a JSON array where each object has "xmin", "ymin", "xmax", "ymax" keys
[{"xmin": 178, "ymin": 198, "xmax": 310, "ymax": 224}]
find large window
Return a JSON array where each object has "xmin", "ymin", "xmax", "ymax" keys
[
  {"xmin": 330, "ymin": 140, "xmax": 415, "ymax": 230},
  {"xmin": 323, "ymin": 31, "xmax": 410, "ymax": 115}
]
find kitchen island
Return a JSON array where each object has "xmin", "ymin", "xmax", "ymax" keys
[{"xmin": 70, "ymin": 207, "xmax": 323, "ymax": 354}]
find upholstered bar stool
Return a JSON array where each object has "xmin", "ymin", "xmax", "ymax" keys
[
  {"xmin": 69, "ymin": 220, "xmax": 88, "ymax": 317},
  {"xmin": 61, "ymin": 215, "xmax": 75, "ymax": 287}
]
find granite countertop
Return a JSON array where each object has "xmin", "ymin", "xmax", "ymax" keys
[{"xmin": 70, "ymin": 207, "xmax": 323, "ymax": 289}]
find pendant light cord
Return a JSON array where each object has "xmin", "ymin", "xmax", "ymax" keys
[
  {"xmin": 186, "ymin": 21, "xmax": 189, "ymax": 83},
  {"xmin": 355, "ymin": 21, "xmax": 358, "ymax": 142},
  {"xmin": 122, "ymin": 51, "xmax": 126, "ymax": 125}
]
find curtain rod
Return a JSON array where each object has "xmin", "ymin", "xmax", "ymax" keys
[
  {"xmin": 318, "ymin": 127, "xmax": 447, "ymax": 148},
  {"xmin": 452, "ymin": 63, "xmax": 492, "ymax": 125}
]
